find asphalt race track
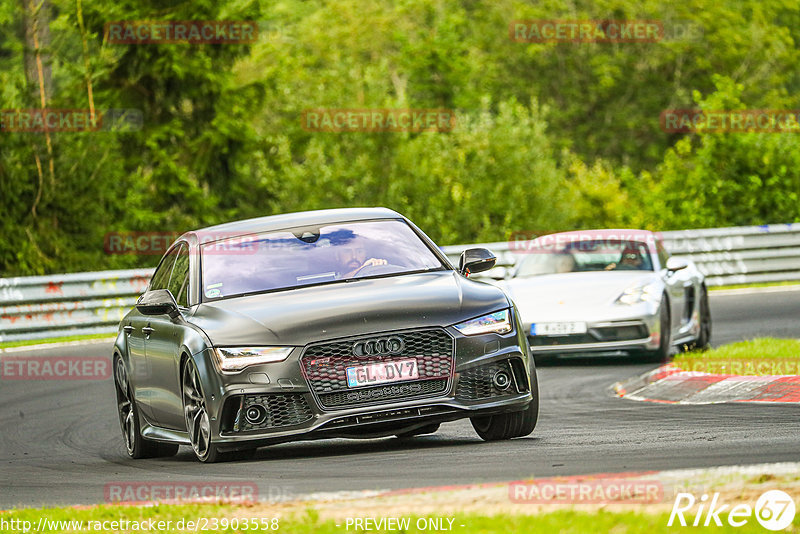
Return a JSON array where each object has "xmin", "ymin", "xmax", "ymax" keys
[{"xmin": 1, "ymin": 288, "xmax": 798, "ymax": 509}]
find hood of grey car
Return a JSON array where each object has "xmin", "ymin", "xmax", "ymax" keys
[
  {"xmin": 190, "ymin": 271, "xmax": 509, "ymax": 346},
  {"xmin": 500, "ymin": 271, "xmax": 659, "ymax": 323}
]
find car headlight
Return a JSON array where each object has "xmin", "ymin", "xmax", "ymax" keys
[
  {"xmin": 213, "ymin": 347, "xmax": 294, "ymax": 372},
  {"xmin": 616, "ymin": 282, "xmax": 661, "ymax": 305},
  {"xmin": 454, "ymin": 309, "xmax": 513, "ymax": 336}
]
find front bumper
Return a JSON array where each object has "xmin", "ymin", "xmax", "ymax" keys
[
  {"xmin": 526, "ymin": 312, "xmax": 661, "ymax": 355},
  {"xmin": 198, "ymin": 323, "xmax": 534, "ymax": 450}
]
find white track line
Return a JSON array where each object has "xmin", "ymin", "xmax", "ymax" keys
[
  {"xmin": 711, "ymin": 284, "xmax": 800, "ymax": 296},
  {"xmin": 0, "ymin": 337, "xmax": 115, "ymax": 354}
]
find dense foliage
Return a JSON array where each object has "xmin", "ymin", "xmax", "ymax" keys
[{"xmin": 1, "ymin": 0, "xmax": 799, "ymax": 275}]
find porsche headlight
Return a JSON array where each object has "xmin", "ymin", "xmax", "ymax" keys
[
  {"xmin": 616, "ymin": 282, "xmax": 660, "ymax": 305},
  {"xmin": 213, "ymin": 346, "xmax": 294, "ymax": 372},
  {"xmin": 454, "ymin": 309, "xmax": 513, "ymax": 336}
]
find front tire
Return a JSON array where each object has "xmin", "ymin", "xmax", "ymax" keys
[
  {"xmin": 114, "ymin": 356, "xmax": 178, "ymax": 459},
  {"xmin": 471, "ymin": 367, "xmax": 539, "ymax": 441},
  {"xmin": 181, "ymin": 359, "xmax": 257, "ymax": 463},
  {"xmin": 182, "ymin": 358, "xmax": 221, "ymax": 463},
  {"xmin": 640, "ymin": 296, "xmax": 671, "ymax": 363}
]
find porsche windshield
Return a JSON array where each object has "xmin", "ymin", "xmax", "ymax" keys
[
  {"xmin": 200, "ymin": 219, "xmax": 444, "ymax": 300},
  {"xmin": 514, "ymin": 239, "xmax": 654, "ymax": 277}
]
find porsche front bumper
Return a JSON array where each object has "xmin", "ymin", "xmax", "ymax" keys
[{"xmin": 526, "ymin": 313, "xmax": 661, "ymax": 355}]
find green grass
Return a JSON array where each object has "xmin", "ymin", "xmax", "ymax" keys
[
  {"xmin": 709, "ymin": 280, "xmax": 800, "ymax": 291},
  {"xmin": 0, "ymin": 333, "xmax": 114, "ymax": 350},
  {"xmin": 674, "ymin": 337, "xmax": 800, "ymax": 375},
  {"xmin": 1, "ymin": 505, "xmax": 793, "ymax": 533}
]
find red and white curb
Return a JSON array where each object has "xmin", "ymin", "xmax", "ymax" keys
[{"xmin": 613, "ymin": 364, "xmax": 800, "ymax": 404}]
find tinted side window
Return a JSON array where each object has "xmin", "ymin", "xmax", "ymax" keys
[
  {"xmin": 169, "ymin": 244, "xmax": 190, "ymax": 307},
  {"xmin": 149, "ymin": 248, "xmax": 178, "ymax": 291}
]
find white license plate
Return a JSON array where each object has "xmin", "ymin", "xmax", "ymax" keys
[
  {"xmin": 346, "ymin": 359, "xmax": 419, "ymax": 387},
  {"xmin": 530, "ymin": 322, "xmax": 588, "ymax": 336}
]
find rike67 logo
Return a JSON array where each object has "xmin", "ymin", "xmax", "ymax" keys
[{"xmin": 669, "ymin": 490, "xmax": 795, "ymax": 530}]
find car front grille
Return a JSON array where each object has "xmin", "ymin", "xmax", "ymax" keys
[
  {"xmin": 319, "ymin": 378, "xmax": 449, "ymax": 408},
  {"xmin": 300, "ymin": 328, "xmax": 454, "ymax": 409},
  {"xmin": 455, "ymin": 359, "xmax": 517, "ymax": 401}
]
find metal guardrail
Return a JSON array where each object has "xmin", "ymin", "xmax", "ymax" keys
[
  {"xmin": 1, "ymin": 224, "xmax": 798, "ymax": 343},
  {"xmin": 0, "ymin": 269, "xmax": 153, "ymax": 342}
]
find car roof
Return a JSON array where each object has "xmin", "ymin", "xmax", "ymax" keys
[{"xmin": 182, "ymin": 207, "xmax": 403, "ymax": 242}]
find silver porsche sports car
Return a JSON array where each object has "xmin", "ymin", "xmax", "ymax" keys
[{"xmin": 501, "ymin": 230, "xmax": 711, "ymax": 363}]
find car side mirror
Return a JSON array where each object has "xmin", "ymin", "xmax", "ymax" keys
[
  {"xmin": 459, "ymin": 248, "xmax": 497, "ymax": 276},
  {"xmin": 136, "ymin": 289, "xmax": 181, "ymax": 319},
  {"xmin": 665, "ymin": 257, "xmax": 689, "ymax": 272}
]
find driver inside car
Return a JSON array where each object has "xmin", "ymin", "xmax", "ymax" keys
[
  {"xmin": 618, "ymin": 247, "xmax": 645, "ymax": 270},
  {"xmin": 605, "ymin": 245, "xmax": 645, "ymax": 271},
  {"xmin": 335, "ymin": 242, "xmax": 387, "ymax": 278}
]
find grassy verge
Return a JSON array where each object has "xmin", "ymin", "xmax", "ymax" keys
[
  {"xmin": 4, "ymin": 465, "xmax": 800, "ymax": 532},
  {"xmin": 0, "ymin": 333, "xmax": 114, "ymax": 350},
  {"xmin": 674, "ymin": 337, "xmax": 800, "ymax": 375},
  {"xmin": 1, "ymin": 505, "xmax": 790, "ymax": 533},
  {"xmin": 709, "ymin": 280, "xmax": 800, "ymax": 291}
]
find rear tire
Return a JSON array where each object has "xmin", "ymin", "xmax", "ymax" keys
[
  {"xmin": 114, "ymin": 356, "xmax": 179, "ymax": 459},
  {"xmin": 471, "ymin": 367, "xmax": 539, "ymax": 441},
  {"xmin": 692, "ymin": 286, "xmax": 712, "ymax": 350}
]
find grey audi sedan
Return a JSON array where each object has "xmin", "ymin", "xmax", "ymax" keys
[{"xmin": 113, "ymin": 208, "xmax": 538, "ymax": 462}]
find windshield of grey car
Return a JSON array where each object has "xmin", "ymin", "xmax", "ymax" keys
[
  {"xmin": 200, "ymin": 219, "xmax": 444, "ymax": 299},
  {"xmin": 515, "ymin": 239, "xmax": 654, "ymax": 277}
]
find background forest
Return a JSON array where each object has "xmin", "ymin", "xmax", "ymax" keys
[{"xmin": 2, "ymin": 0, "xmax": 799, "ymax": 275}]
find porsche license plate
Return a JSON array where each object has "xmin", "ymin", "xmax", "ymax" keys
[
  {"xmin": 530, "ymin": 322, "xmax": 588, "ymax": 336},
  {"xmin": 346, "ymin": 359, "xmax": 419, "ymax": 387}
]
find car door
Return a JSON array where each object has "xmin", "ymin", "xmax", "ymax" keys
[
  {"xmin": 145, "ymin": 242, "xmax": 191, "ymax": 430},
  {"xmin": 124, "ymin": 311, "xmax": 151, "ymax": 418},
  {"xmin": 130, "ymin": 247, "xmax": 178, "ymax": 422}
]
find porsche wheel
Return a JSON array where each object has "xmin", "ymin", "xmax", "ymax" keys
[
  {"xmin": 693, "ymin": 286, "xmax": 712, "ymax": 350},
  {"xmin": 640, "ymin": 297, "xmax": 671, "ymax": 363}
]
